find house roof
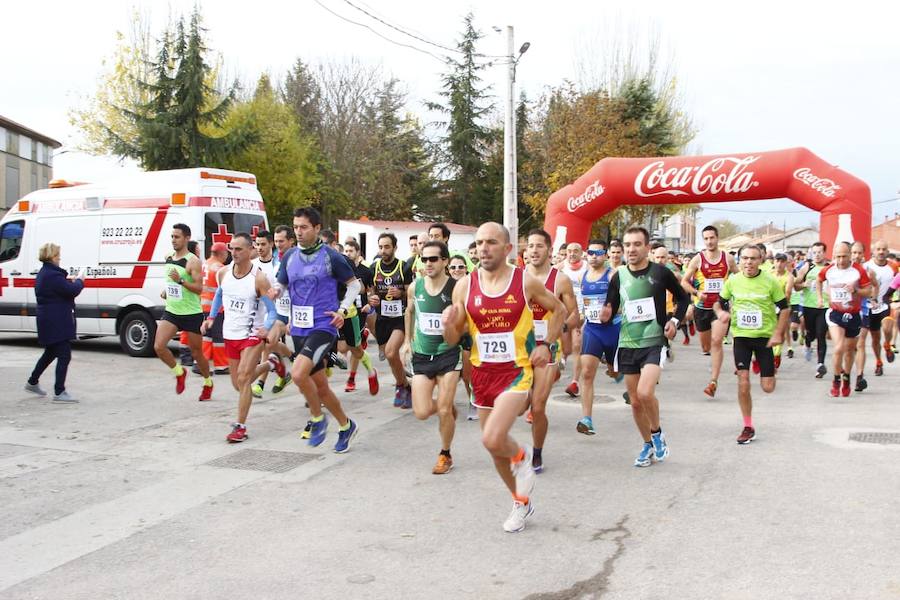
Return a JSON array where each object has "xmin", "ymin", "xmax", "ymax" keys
[
  {"xmin": 340, "ymin": 219, "xmax": 477, "ymax": 233},
  {"xmin": 0, "ymin": 115, "xmax": 62, "ymax": 149},
  {"xmin": 720, "ymin": 226, "xmax": 818, "ymax": 250}
]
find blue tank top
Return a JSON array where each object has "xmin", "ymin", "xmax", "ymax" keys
[
  {"xmin": 582, "ymin": 268, "xmax": 621, "ymax": 326},
  {"xmin": 283, "ymin": 246, "xmax": 340, "ymax": 336}
]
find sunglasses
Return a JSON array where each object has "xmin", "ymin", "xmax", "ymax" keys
[
  {"xmin": 449, "ymin": 265, "xmax": 467, "ymax": 270},
  {"xmin": 587, "ymin": 249, "xmax": 607, "ymax": 256},
  {"xmin": 421, "ymin": 255, "xmax": 445, "ymax": 263}
]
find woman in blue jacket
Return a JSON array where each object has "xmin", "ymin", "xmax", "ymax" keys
[{"xmin": 24, "ymin": 242, "xmax": 85, "ymax": 402}]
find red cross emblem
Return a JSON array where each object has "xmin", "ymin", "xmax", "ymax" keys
[
  {"xmin": 0, "ymin": 269, "xmax": 8, "ymax": 296},
  {"xmin": 251, "ymin": 224, "xmax": 260, "ymax": 238},
  {"xmin": 211, "ymin": 224, "xmax": 233, "ymax": 245}
]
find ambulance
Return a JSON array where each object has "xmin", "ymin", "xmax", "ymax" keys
[{"xmin": 0, "ymin": 168, "xmax": 268, "ymax": 356}]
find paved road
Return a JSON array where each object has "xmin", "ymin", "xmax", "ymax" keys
[{"xmin": 1, "ymin": 333, "xmax": 899, "ymax": 599}]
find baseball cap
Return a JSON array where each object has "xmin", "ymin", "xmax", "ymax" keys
[{"xmin": 211, "ymin": 242, "xmax": 228, "ymax": 252}]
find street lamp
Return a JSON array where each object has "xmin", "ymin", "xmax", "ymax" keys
[{"xmin": 503, "ymin": 27, "xmax": 530, "ymax": 259}]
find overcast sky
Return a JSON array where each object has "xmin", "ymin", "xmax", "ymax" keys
[{"xmin": 4, "ymin": 0, "xmax": 899, "ymax": 231}]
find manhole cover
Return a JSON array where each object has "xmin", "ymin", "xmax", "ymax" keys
[
  {"xmin": 848, "ymin": 432, "xmax": 900, "ymax": 445},
  {"xmin": 206, "ymin": 449, "xmax": 317, "ymax": 473}
]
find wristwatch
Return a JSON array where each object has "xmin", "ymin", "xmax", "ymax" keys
[{"xmin": 338, "ymin": 307, "xmax": 348, "ymax": 318}]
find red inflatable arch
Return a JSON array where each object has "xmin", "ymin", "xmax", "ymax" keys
[{"xmin": 542, "ymin": 147, "xmax": 871, "ymax": 253}]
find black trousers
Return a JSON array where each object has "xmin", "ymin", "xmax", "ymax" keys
[
  {"xmin": 29, "ymin": 340, "xmax": 72, "ymax": 396},
  {"xmin": 803, "ymin": 307, "xmax": 828, "ymax": 364}
]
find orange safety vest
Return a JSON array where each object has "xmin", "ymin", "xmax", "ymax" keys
[{"xmin": 201, "ymin": 257, "xmax": 224, "ymax": 314}]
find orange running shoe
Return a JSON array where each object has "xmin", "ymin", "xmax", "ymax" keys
[
  {"xmin": 703, "ymin": 381, "xmax": 717, "ymax": 399},
  {"xmin": 432, "ymin": 453, "xmax": 453, "ymax": 474}
]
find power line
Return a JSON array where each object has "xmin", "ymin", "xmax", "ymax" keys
[{"xmin": 699, "ymin": 196, "xmax": 899, "ymax": 215}]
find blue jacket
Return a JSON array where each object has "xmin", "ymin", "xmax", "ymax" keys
[{"xmin": 35, "ymin": 262, "xmax": 85, "ymax": 346}]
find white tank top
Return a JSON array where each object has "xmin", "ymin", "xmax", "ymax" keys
[
  {"xmin": 255, "ymin": 256, "xmax": 290, "ymax": 317},
  {"xmin": 220, "ymin": 264, "xmax": 261, "ymax": 340},
  {"xmin": 864, "ymin": 259, "xmax": 897, "ymax": 314}
]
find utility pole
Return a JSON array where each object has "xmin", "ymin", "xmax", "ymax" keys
[{"xmin": 503, "ymin": 25, "xmax": 518, "ymax": 260}]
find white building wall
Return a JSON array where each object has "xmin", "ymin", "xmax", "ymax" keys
[{"xmin": 338, "ymin": 220, "xmax": 475, "ymax": 262}]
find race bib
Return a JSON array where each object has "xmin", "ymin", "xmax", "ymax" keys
[
  {"xmin": 276, "ymin": 294, "xmax": 291, "ymax": 314},
  {"xmin": 533, "ymin": 320, "xmax": 548, "ymax": 342},
  {"xmin": 165, "ymin": 283, "xmax": 183, "ymax": 300},
  {"xmin": 292, "ymin": 305, "xmax": 314, "ymax": 329},
  {"xmin": 830, "ymin": 287, "xmax": 852, "ymax": 304},
  {"xmin": 382, "ymin": 299, "xmax": 403, "ymax": 318},
  {"xmin": 737, "ymin": 309, "xmax": 763, "ymax": 330},
  {"xmin": 624, "ymin": 298, "xmax": 656, "ymax": 323},
  {"xmin": 225, "ymin": 295, "xmax": 250, "ymax": 315},
  {"xmin": 476, "ymin": 332, "xmax": 515, "ymax": 363},
  {"xmin": 704, "ymin": 278, "xmax": 724, "ymax": 294},
  {"xmin": 355, "ymin": 295, "xmax": 363, "ymax": 308},
  {"xmin": 583, "ymin": 297, "xmax": 603, "ymax": 324},
  {"xmin": 419, "ymin": 312, "xmax": 443, "ymax": 336}
]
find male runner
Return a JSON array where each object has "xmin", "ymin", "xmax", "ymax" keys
[
  {"xmin": 202, "ymin": 233, "xmax": 282, "ymax": 442},
  {"xmin": 560, "ymin": 242, "xmax": 588, "ymax": 396},
  {"xmin": 524, "ymin": 229, "xmax": 576, "ymax": 471},
  {"xmin": 442, "ymin": 222, "xmax": 564, "ymax": 533},
  {"xmin": 153, "ymin": 223, "xmax": 213, "ymax": 401},
  {"xmin": 713, "ymin": 244, "xmax": 790, "ymax": 443},
  {"xmin": 402, "ymin": 241, "xmax": 461, "ymax": 474},
  {"xmin": 279, "ymin": 207, "xmax": 361, "ymax": 452},
  {"xmin": 817, "ymin": 242, "xmax": 871, "ymax": 397},
  {"xmin": 681, "ymin": 225, "xmax": 736, "ymax": 399},
  {"xmin": 343, "ymin": 239, "xmax": 378, "ymax": 394},
  {"xmin": 607, "ymin": 240, "xmax": 624, "ymax": 270},
  {"xmin": 601, "ymin": 227, "xmax": 690, "ymax": 467},
  {"xmin": 771, "ymin": 253, "xmax": 795, "ymax": 369},
  {"xmin": 428, "ymin": 222, "xmax": 475, "ymax": 270},
  {"xmin": 856, "ymin": 240, "xmax": 898, "ymax": 390},
  {"xmin": 795, "ymin": 242, "xmax": 830, "ymax": 377},
  {"xmin": 579, "ymin": 239, "xmax": 622, "ymax": 434},
  {"xmin": 653, "ymin": 244, "xmax": 691, "ymax": 345},
  {"xmin": 270, "ymin": 225, "xmax": 296, "ymax": 393},
  {"xmin": 788, "ymin": 252, "xmax": 806, "ymax": 358},
  {"xmin": 250, "ymin": 230, "xmax": 291, "ymax": 398},
  {"xmin": 369, "ymin": 232, "xmax": 414, "ymax": 408}
]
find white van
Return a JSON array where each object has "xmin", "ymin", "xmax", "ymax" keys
[{"xmin": 0, "ymin": 167, "xmax": 268, "ymax": 356}]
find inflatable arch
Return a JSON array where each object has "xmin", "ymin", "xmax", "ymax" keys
[{"xmin": 542, "ymin": 147, "xmax": 871, "ymax": 253}]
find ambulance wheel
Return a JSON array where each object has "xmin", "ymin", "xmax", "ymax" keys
[{"xmin": 119, "ymin": 310, "xmax": 156, "ymax": 357}]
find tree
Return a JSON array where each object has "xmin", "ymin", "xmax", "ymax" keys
[{"xmin": 709, "ymin": 219, "xmax": 741, "ymax": 240}]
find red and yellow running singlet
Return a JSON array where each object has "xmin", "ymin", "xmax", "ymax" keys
[
  {"xmin": 695, "ymin": 251, "xmax": 729, "ymax": 309},
  {"xmin": 529, "ymin": 267, "xmax": 557, "ymax": 344},
  {"xmin": 466, "ymin": 267, "xmax": 535, "ymax": 369}
]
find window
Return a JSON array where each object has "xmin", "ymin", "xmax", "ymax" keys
[
  {"xmin": 5, "ymin": 164, "xmax": 19, "ymax": 208},
  {"xmin": 0, "ymin": 220, "xmax": 24, "ymax": 262},
  {"xmin": 0, "ymin": 127, "xmax": 5, "ymax": 152},
  {"xmin": 18, "ymin": 135, "xmax": 31, "ymax": 161},
  {"xmin": 31, "ymin": 140, "xmax": 37, "ymax": 162},
  {"xmin": 6, "ymin": 131, "xmax": 18, "ymax": 155}
]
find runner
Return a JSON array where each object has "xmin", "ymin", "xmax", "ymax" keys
[
  {"xmin": 795, "ymin": 242, "xmax": 830, "ymax": 378},
  {"xmin": 788, "ymin": 251, "xmax": 806, "ymax": 359},
  {"xmin": 250, "ymin": 230, "xmax": 292, "ymax": 398},
  {"xmin": 279, "ymin": 207, "xmax": 361, "ymax": 452},
  {"xmin": 856, "ymin": 240, "xmax": 898, "ymax": 390},
  {"xmin": 448, "ymin": 255, "xmax": 476, "ymax": 419},
  {"xmin": 200, "ymin": 241, "xmax": 230, "ymax": 375},
  {"xmin": 202, "ymin": 233, "xmax": 283, "ymax": 442},
  {"xmin": 771, "ymin": 253, "xmax": 795, "ymax": 370},
  {"xmin": 601, "ymin": 227, "xmax": 690, "ymax": 467},
  {"xmin": 369, "ymin": 232, "xmax": 414, "ymax": 408},
  {"xmin": 681, "ymin": 225, "xmax": 736, "ymax": 399},
  {"xmin": 816, "ymin": 242, "xmax": 872, "ymax": 397},
  {"xmin": 559, "ymin": 242, "xmax": 588, "ymax": 397},
  {"xmin": 342, "ymin": 239, "xmax": 378, "ymax": 395},
  {"xmin": 713, "ymin": 244, "xmax": 790, "ymax": 443},
  {"xmin": 524, "ymin": 229, "xmax": 577, "ymax": 471},
  {"xmin": 653, "ymin": 243, "xmax": 690, "ymax": 345},
  {"xmin": 402, "ymin": 241, "xmax": 461, "ymax": 474},
  {"xmin": 442, "ymin": 222, "xmax": 564, "ymax": 532},
  {"xmin": 578, "ymin": 239, "xmax": 622, "ymax": 434},
  {"xmin": 270, "ymin": 225, "xmax": 296, "ymax": 393},
  {"xmin": 153, "ymin": 224, "xmax": 213, "ymax": 401},
  {"xmin": 607, "ymin": 240, "xmax": 624, "ymax": 270}
]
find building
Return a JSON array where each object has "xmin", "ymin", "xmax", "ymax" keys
[
  {"xmin": 338, "ymin": 218, "xmax": 477, "ymax": 262},
  {"xmin": 871, "ymin": 213, "xmax": 900, "ymax": 253},
  {"xmin": 648, "ymin": 207, "xmax": 699, "ymax": 253},
  {"xmin": 0, "ymin": 116, "xmax": 61, "ymax": 214},
  {"xmin": 720, "ymin": 225, "xmax": 821, "ymax": 254}
]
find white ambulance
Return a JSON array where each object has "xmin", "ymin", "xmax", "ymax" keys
[{"xmin": 0, "ymin": 168, "xmax": 268, "ymax": 356}]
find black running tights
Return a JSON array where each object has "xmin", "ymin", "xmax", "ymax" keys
[{"xmin": 803, "ymin": 307, "xmax": 827, "ymax": 364}]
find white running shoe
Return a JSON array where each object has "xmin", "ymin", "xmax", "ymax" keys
[
  {"xmin": 503, "ymin": 500, "xmax": 534, "ymax": 533},
  {"xmin": 51, "ymin": 391, "xmax": 78, "ymax": 403},
  {"xmin": 511, "ymin": 446, "xmax": 535, "ymax": 499},
  {"xmin": 467, "ymin": 403, "xmax": 479, "ymax": 421},
  {"xmin": 24, "ymin": 383, "xmax": 47, "ymax": 396}
]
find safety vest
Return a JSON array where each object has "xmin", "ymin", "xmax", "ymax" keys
[{"xmin": 201, "ymin": 257, "xmax": 225, "ymax": 314}]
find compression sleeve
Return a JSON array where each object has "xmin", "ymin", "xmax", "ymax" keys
[
  {"xmin": 208, "ymin": 287, "xmax": 223, "ymax": 318},
  {"xmin": 341, "ymin": 278, "xmax": 362, "ymax": 312},
  {"xmin": 775, "ymin": 298, "xmax": 790, "ymax": 311},
  {"xmin": 605, "ymin": 272, "xmax": 621, "ymax": 317},
  {"xmin": 260, "ymin": 295, "xmax": 277, "ymax": 330},
  {"xmin": 665, "ymin": 267, "xmax": 691, "ymax": 322}
]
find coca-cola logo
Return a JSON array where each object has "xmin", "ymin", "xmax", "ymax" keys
[
  {"xmin": 567, "ymin": 180, "xmax": 604, "ymax": 212},
  {"xmin": 793, "ymin": 167, "xmax": 841, "ymax": 198},
  {"xmin": 634, "ymin": 156, "xmax": 761, "ymax": 198}
]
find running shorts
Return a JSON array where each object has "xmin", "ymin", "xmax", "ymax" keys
[
  {"xmin": 161, "ymin": 311, "xmax": 204, "ymax": 334},
  {"xmin": 471, "ymin": 363, "xmax": 533, "ymax": 409},
  {"xmin": 412, "ymin": 347, "xmax": 462, "ymax": 379},
  {"xmin": 339, "ymin": 313, "xmax": 362, "ymax": 347},
  {"xmin": 224, "ymin": 336, "xmax": 262, "ymax": 360},
  {"xmin": 375, "ymin": 316, "xmax": 404, "ymax": 346},
  {"xmin": 733, "ymin": 337, "xmax": 775, "ymax": 377},
  {"xmin": 582, "ymin": 322, "xmax": 620, "ymax": 364},
  {"xmin": 615, "ymin": 346, "xmax": 667, "ymax": 375},
  {"xmin": 790, "ymin": 305, "xmax": 802, "ymax": 324},
  {"xmin": 694, "ymin": 307, "xmax": 716, "ymax": 333},
  {"xmin": 827, "ymin": 309, "xmax": 862, "ymax": 338},
  {"xmin": 861, "ymin": 310, "xmax": 888, "ymax": 332},
  {"xmin": 276, "ymin": 314, "xmax": 289, "ymax": 325},
  {"xmin": 292, "ymin": 330, "xmax": 338, "ymax": 375}
]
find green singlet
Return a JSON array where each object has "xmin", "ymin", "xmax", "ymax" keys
[
  {"xmin": 800, "ymin": 263, "xmax": 826, "ymax": 308},
  {"xmin": 411, "ymin": 276, "xmax": 456, "ymax": 356},
  {"xmin": 616, "ymin": 263, "xmax": 669, "ymax": 349},
  {"xmin": 719, "ymin": 270, "xmax": 785, "ymax": 338},
  {"xmin": 164, "ymin": 254, "xmax": 202, "ymax": 315}
]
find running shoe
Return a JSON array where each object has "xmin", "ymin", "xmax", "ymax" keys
[
  {"xmin": 267, "ymin": 353, "xmax": 286, "ymax": 378},
  {"xmin": 804, "ymin": 347, "xmax": 813, "ymax": 362},
  {"xmin": 226, "ymin": 423, "xmax": 247, "ymax": 443},
  {"xmin": 525, "ymin": 410, "xmax": 534, "ymax": 424},
  {"xmin": 308, "ymin": 416, "xmax": 329, "ymax": 447},
  {"xmin": 24, "ymin": 382, "xmax": 47, "ymax": 396},
  {"xmin": 565, "ymin": 381, "xmax": 579, "ymax": 397},
  {"xmin": 737, "ymin": 426, "xmax": 756, "ymax": 445},
  {"xmin": 576, "ymin": 416, "xmax": 595, "ymax": 435},
  {"xmin": 634, "ymin": 442, "xmax": 653, "ymax": 467},
  {"xmin": 511, "ymin": 446, "xmax": 535, "ymax": 499},
  {"xmin": 855, "ymin": 376, "xmax": 867, "ymax": 392},
  {"xmin": 829, "ymin": 380, "xmax": 840, "ymax": 397},
  {"xmin": 841, "ymin": 378, "xmax": 851, "ymax": 397},
  {"xmin": 272, "ymin": 374, "xmax": 290, "ymax": 394},
  {"xmin": 333, "ymin": 419, "xmax": 358, "ymax": 453},
  {"xmin": 393, "ymin": 385, "xmax": 404, "ymax": 407},
  {"xmin": 651, "ymin": 430, "xmax": 669, "ymax": 462},
  {"xmin": 773, "ymin": 355, "xmax": 781, "ymax": 370},
  {"xmin": 432, "ymin": 453, "xmax": 453, "ymax": 475},
  {"xmin": 251, "ymin": 383, "xmax": 263, "ymax": 398},
  {"xmin": 623, "ymin": 391, "xmax": 631, "ymax": 404},
  {"xmin": 874, "ymin": 362, "xmax": 884, "ymax": 376},
  {"xmin": 198, "ymin": 382, "xmax": 213, "ymax": 401},
  {"xmin": 51, "ymin": 391, "xmax": 78, "ymax": 403},
  {"xmin": 885, "ymin": 343, "xmax": 896, "ymax": 363},
  {"xmin": 723, "ymin": 336, "xmax": 731, "ymax": 345},
  {"xmin": 368, "ymin": 371, "xmax": 379, "ymax": 396},
  {"xmin": 379, "ymin": 348, "xmax": 386, "ymax": 361},
  {"xmin": 300, "ymin": 420, "xmax": 312, "ymax": 439},
  {"xmin": 330, "ymin": 352, "xmax": 348, "ymax": 370},
  {"xmin": 682, "ymin": 335, "xmax": 690, "ymax": 346},
  {"xmin": 816, "ymin": 364, "xmax": 827, "ymax": 378},
  {"xmin": 689, "ymin": 322, "xmax": 696, "ymax": 336},
  {"xmin": 702, "ymin": 351, "xmax": 711, "ymax": 357},
  {"xmin": 787, "ymin": 348, "xmax": 794, "ymax": 359},
  {"xmin": 214, "ymin": 367, "xmax": 231, "ymax": 375},
  {"xmin": 559, "ymin": 357, "xmax": 566, "ymax": 371},
  {"xmin": 361, "ymin": 327, "xmax": 370, "ymax": 350},
  {"xmin": 467, "ymin": 402, "xmax": 479, "ymax": 421},
  {"xmin": 532, "ymin": 452, "xmax": 543, "ymax": 474},
  {"xmin": 502, "ymin": 500, "xmax": 534, "ymax": 533},
  {"xmin": 703, "ymin": 381, "xmax": 717, "ymax": 399},
  {"xmin": 345, "ymin": 377, "xmax": 357, "ymax": 393},
  {"xmin": 175, "ymin": 370, "xmax": 186, "ymax": 395},
  {"xmin": 752, "ymin": 360, "xmax": 761, "ymax": 374},
  {"xmin": 400, "ymin": 385, "xmax": 412, "ymax": 409}
]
